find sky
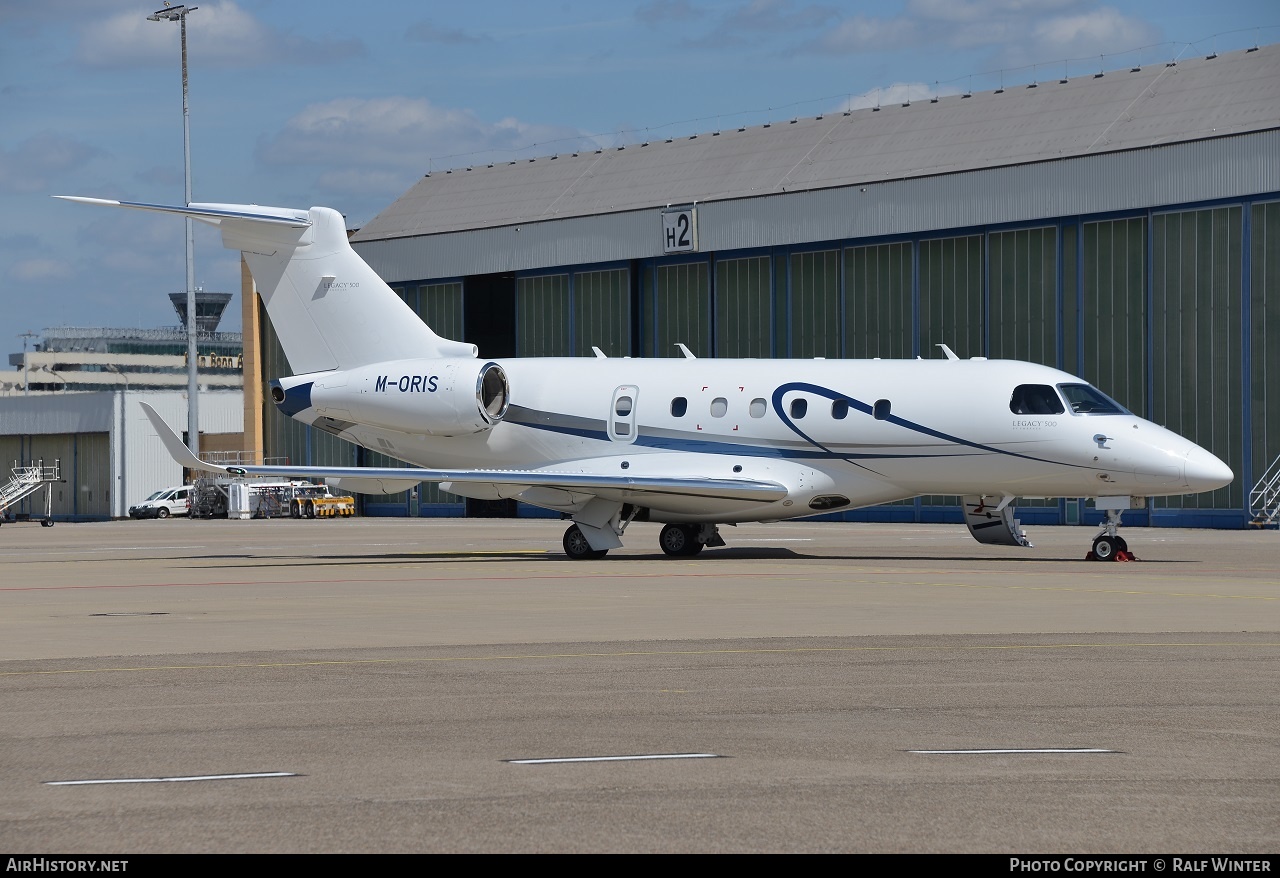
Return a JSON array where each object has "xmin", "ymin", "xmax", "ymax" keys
[{"xmin": 1, "ymin": 0, "xmax": 1276, "ymax": 354}]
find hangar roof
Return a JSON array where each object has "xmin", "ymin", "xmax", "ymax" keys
[{"xmin": 352, "ymin": 43, "xmax": 1280, "ymax": 244}]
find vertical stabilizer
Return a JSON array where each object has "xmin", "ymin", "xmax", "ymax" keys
[{"xmin": 54, "ymin": 196, "xmax": 476, "ymax": 373}]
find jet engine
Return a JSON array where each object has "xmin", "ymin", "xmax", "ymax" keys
[{"xmin": 272, "ymin": 358, "xmax": 510, "ymax": 437}]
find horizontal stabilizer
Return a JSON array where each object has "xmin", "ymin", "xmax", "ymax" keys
[{"xmin": 52, "ymin": 196, "xmax": 311, "ymax": 228}]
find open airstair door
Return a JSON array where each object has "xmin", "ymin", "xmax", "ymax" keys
[{"xmin": 961, "ymin": 495, "xmax": 1032, "ymax": 547}]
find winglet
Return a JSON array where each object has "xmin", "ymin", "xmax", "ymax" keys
[{"xmin": 139, "ymin": 402, "xmax": 229, "ymax": 475}]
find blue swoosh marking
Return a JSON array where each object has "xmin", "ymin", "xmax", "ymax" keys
[
  {"xmin": 505, "ymin": 398, "xmax": 1032, "ymax": 464},
  {"xmin": 770, "ymin": 381, "xmax": 1067, "ymax": 467}
]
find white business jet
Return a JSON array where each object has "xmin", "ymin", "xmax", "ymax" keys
[{"xmin": 57, "ymin": 196, "xmax": 1234, "ymax": 561}]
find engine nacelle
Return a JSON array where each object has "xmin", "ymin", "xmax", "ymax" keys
[{"xmin": 272, "ymin": 358, "xmax": 510, "ymax": 436}]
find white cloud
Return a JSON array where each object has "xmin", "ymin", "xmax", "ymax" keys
[
  {"xmin": 76, "ymin": 1, "xmax": 364, "ymax": 69},
  {"xmin": 1032, "ymin": 7, "xmax": 1161, "ymax": 57},
  {"xmin": 0, "ymin": 132, "xmax": 102, "ymax": 194},
  {"xmin": 813, "ymin": 1, "xmax": 1162, "ymax": 67},
  {"xmin": 14, "ymin": 258, "xmax": 74, "ymax": 282},
  {"xmin": 256, "ymin": 96, "xmax": 597, "ymax": 181},
  {"xmin": 906, "ymin": 0, "xmax": 1081, "ymax": 25},
  {"xmin": 816, "ymin": 16, "xmax": 922, "ymax": 52},
  {"xmin": 835, "ymin": 81, "xmax": 960, "ymax": 111}
]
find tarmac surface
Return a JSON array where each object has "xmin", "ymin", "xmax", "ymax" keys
[{"xmin": 0, "ymin": 516, "xmax": 1276, "ymax": 854}]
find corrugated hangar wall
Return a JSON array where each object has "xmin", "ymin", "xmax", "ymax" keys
[
  {"xmin": 0, "ymin": 391, "xmax": 243, "ymax": 520},
  {"xmin": 257, "ymin": 47, "xmax": 1280, "ymax": 527}
]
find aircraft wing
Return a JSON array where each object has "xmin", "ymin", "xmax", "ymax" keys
[{"xmin": 139, "ymin": 403, "xmax": 788, "ymax": 504}]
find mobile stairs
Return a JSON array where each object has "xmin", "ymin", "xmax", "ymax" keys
[
  {"xmin": 0, "ymin": 459, "xmax": 61, "ymax": 527},
  {"xmin": 1248, "ymin": 452, "xmax": 1280, "ymax": 529}
]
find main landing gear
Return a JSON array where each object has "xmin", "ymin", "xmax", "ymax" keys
[
  {"xmin": 561, "ymin": 521, "xmax": 726, "ymax": 560},
  {"xmin": 562, "ymin": 524, "xmax": 608, "ymax": 560},
  {"xmin": 659, "ymin": 523, "xmax": 725, "ymax": 557},
  {"xmin": 1087, "ymin": 508, "xmax": 1137, "ymax": 562},
  {"xmin": 659, "ymin": 523, "xmax": 701, "ymax": 556}
]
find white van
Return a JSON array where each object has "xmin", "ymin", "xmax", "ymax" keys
[{"xmin": 128, "ymin": 485, "xmax": 192, "ymax": 519}]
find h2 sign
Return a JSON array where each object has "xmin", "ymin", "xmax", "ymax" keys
[{"xmin": 661, "ymin": 207, "xmax": 698, "ymax": 254}]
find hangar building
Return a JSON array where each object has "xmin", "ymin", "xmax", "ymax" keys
[{"xmin": 251, "ymin": 43, "xmax": 1280, "ymax": 529}]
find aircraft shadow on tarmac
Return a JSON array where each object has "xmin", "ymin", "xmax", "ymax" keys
[{"xmin": 175, "ymin": 546, "xmax": 1181, "ymax": 567}]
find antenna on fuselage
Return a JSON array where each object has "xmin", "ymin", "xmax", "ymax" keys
[{"xmin": 936, "ymin": 344, "xmax": 959, "ymax": 360}]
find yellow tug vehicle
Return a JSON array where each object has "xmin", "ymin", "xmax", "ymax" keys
[{"xmin": 289, "ymin": 485, "xmax": 355, "ymax": 519}]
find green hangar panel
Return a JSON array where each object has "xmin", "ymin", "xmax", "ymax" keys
[{"xmin": 260, "ymin": 45, "xmax": 1280, "ymax": 527}]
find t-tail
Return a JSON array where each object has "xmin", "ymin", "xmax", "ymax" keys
[{"xmin": 53, "ymin": 197, "xmax": 476, "ymax": 373}]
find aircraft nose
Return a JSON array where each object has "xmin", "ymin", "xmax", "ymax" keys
[{"xmin": 1185, "ymin": 445, "xmax": 1233, "ymax": 492}]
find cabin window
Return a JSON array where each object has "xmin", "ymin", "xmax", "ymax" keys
[
  {"xmin": 790, "ymin": 398, "xmax": 808, "ymax": 419},
  {"xmin": 749, "ymin": 398, "xmax": 766, "ymax": 418},
  {"xmin": 710, "ymin": 397, "xmax": 728, "ymax": 418},
  {"xmin": 873, "ymin": 399, "xmax": 891, "ymax": 420},
  {"xmin": 615, "ymin": 396, "xmax": 633, "ymax": 417},
  {"xmin": 671, "ymin": 397, "xmax": 688, "ymax": 417},
  {"xmin": 1010, "ymin": 384, "xmax": 1065, "ymax": 415},
  {"xmin": 808, "ymin": 495, "xmax": 850, "ymax": 510},
  {"xmin": 831, "ymin": 399, "xmax": 849, "ymax": 419},
  {"xmin": 1058, "ymin": 383, "xmax": 1128, "ymax": 415}
]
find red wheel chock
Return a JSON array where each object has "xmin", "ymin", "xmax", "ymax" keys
[{"xmin": 1084, "ymin": 550, "xmax": 1140, "ymax": 562}]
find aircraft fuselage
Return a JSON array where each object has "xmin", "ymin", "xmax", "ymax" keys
[{"xmin": 279, "ymin": 355, "xmax": 1229, "ymax": 523}]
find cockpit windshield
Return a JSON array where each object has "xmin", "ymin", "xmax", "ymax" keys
[{"xmin": 1057, "ymin": 383, "xmax": 1129, "ymax": 415}]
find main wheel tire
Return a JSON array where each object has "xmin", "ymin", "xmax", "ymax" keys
[
  {"xmin": 1092, "ymin": 535, "xmax": 1119, "ymax": 561},
  {"xmin": 156, "ymin": 508, "xmax": 170, "ymax": 519},
  {"xmin": 659, "ymin": 523, "xmax": 689, "ymax": 556},
  {"xmin": 659, "ymin": 523, "xmax": 705, "ymax": 556},
  {"xmin": 42, "ymin": 519, "xmax": 54, "ymax": 527},
  {"xmin": 563, "ymin": 524, "xmax": 607, "ymax": 560}
]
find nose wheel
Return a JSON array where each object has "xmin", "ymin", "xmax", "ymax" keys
[
  {"xmin": 1090, "ymin": 534, "xmax": 1129, "ymax": 561},
  {"xmin": 1087, "ymin": 509, "xmax": 1137, "ymax": 561}
]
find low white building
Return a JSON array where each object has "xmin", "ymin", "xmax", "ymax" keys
[{"xmin": 0, "ymin": 391, "xmax": 243, "ymax": 520}]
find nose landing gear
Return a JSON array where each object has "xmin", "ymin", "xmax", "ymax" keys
[{"xmin": 1087, "ymin": 507, "xmax": 1138, "ymax": 562}]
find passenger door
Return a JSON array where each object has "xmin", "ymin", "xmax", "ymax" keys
[{"xmin": 608, "ymin": 385, "xmax": 639, "ymax": 444}]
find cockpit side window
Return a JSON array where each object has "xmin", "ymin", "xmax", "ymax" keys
[
  {"xmin": 1010, "ymin": 384, "xmax": 1065, "ymax": 415},
  {"xmin": 1057, "ymin": 383, "xmax": 1128, "ymax": 415}
]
